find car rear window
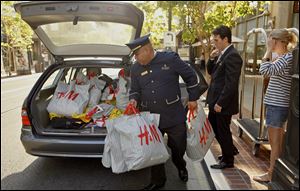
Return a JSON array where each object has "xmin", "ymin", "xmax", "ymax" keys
[{"xmin": 41, "ymin": 21, "xmax": 136, "ymax": 46}]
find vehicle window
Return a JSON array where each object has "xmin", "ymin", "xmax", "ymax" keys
[
  {"xmin": 101, "ymin": 68, "xmax": 121, "ymax": 79},
  {"xmin": 58, "ymin": 67, "xmax": 122, "ymax": 84},
  {"xmin": 41, "ymin": 70, "xmax": 60, "ymax": 90},
  {"xmin": 41, "ymin": 21, "xmax": 136, "ymax": 46},
  {"xmin": 59, "ymin": 67, "xmax": 76, "ymax": 83}
]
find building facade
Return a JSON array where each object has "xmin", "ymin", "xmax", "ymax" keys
[{"xmin": 233, "ymin": 1, "xmax": 299, "ymax": 74}]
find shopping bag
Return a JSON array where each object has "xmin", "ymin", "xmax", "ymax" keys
[
  {"xmin": 102, "ymin": 123, "xmax": 128, "ymax": 173},
  {"xmin": 47, "ymin": 80, "xmax": 90, "ymax": 117},
  {"xmin": 75, "ymin": 71, "xmax": 89, "ymax": 85},
  {"xmin": 186, "ymin": 105, "xmax": 215, "ymax": 161},
  {"xmin": 104, "ymin": 104, "xmax": 169, "ymax": 172},
  {"xmin": 115, "ymin": 76, "xmax": 131, "ymax": 110},
  {"xmin": 87, "ymin": 77, "xmax": 106, "ymax": 110}
]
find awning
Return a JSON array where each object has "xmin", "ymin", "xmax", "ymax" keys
[
  {"xmin": 192, "ymin": 39, "xmax": 209, "ymax": 47},
  {"xmin": 232, "ymin": 35, "xmax": 245, "ymax": 43}
]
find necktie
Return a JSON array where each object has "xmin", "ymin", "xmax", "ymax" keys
[{"xmin": 216, "ymin": 53, "xmax": 222, "ymax": 63}]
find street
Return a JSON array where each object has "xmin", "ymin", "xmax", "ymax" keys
[{"xmin": 1, "ymin": 74, "xmax": 213, "ymax": 190}]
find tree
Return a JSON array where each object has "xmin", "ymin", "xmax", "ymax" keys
[
  {"xmin": 133, "ymin": 1, "xmax": 168, "ymax": 48},
  {"xmin": 156, "ymin": 2, "xmax": 178, "ymax": 31},
  {"xmin": 1, "ymin": 1, "xmax": 33, "ymax": 50},
  {"xmin": 174, "ymin": 1, "xmax": 268, "ymax": 56},
  {"xmin": 1, "ymin": 1, "xmax": 33, "ymax": 74},
  {"xmin": 134, "ymin": 1, "xmax": 269, "ymax": 58}
]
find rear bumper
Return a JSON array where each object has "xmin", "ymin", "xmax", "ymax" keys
[{"xmin": 21, "ymin": 128, "xmax": 105, "ymax": 158}]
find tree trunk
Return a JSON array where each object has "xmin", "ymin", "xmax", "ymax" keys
[{"xmin": 168, "ymin": 5, "xmax": 172, "ymax": 31}]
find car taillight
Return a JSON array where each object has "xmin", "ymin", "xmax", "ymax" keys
[{"xmin": 21, "ymin": 109, "xmax": 31, "ymax": 126}]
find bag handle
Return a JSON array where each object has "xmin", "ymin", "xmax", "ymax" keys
[
  {"xmin": 188, "ymin": 109, "xmax": 196, "ymax": 123},
  {"xmin": 108, "ymin": 85, "xmax": 116, "ymax": 99},
  {"xmin": 124, "ymin": 103, "xmax": 140, "ymax": 115},
  {"xmin": 100, "ymin": 115, "xmax": 108, "ymax": 126},
  {"xmin": 86, "ymin": 105, "xmax": 101, "ymax": 118}
]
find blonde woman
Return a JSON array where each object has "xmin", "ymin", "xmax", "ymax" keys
[{"xmin": 253, "ymin": 29, "xmax": 297, "ymax": 182}]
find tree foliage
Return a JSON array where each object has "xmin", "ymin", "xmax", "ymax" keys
[
  {"xmin": 134, "ymin": 1, "xmax": 269, "ymax": 56},
  {"xmin": 1, "ymin": 1, "xmax": 33, "ymax": 50},
  {"xmin": 133, "ymin": 1, "xmax": 167, "ymax": 47}
]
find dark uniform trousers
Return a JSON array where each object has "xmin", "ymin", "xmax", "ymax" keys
[
  {"xmin": 208, "ymin": 112, "xmax": 234, "ymax": 163},
  {"xmin": 151, "ymin": 123, "xmax": 187, "ymax": 185}
]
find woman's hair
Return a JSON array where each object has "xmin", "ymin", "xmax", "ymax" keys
[{"xmin": 270, "ymin": 29, "xmax": 298, "ymax": 51}]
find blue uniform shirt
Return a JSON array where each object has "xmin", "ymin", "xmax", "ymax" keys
[{"xmin": 129, "ymin": 51, "xmax": 201, "ymax": 128}]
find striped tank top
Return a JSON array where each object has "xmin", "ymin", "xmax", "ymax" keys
[{"xmin": 259, "ymin": 52, "xmax": 293, "ymax": 108}]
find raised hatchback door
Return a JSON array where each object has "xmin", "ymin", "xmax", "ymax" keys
[{"xmin": 14, "ymin": 1, "xmax": 144, "ymax": 57}]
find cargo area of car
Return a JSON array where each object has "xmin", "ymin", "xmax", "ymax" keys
[
  {"xmin": 30, "ymin": 85, "xmax": 109, "ymax": 136},
  {"xmin": 29, "ymin": 63, "xmax": 126, "ymax": 136}
]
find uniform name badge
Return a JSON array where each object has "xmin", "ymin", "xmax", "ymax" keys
[
  {"xmin": 161, "ymin": 64, "xmax": 170, "ymax": 70},
  {"xmin": 141, "ymin": 70, "xmax": 148, "ymax": 76}
]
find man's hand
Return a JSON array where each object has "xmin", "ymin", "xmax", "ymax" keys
[
  {"xmin": 129, "ymin": 99, "xmax": 137, "ymax": 107},
  {"xmin": 214, "ymin": 103, "xmax": 222, "ymax": 113},
  {"xmin": 210, "ymin": 48, "xmax": 220, "ymax": 59},
  {"xmin": 188, "ymin": 101, "xmax": 198, "ymax": 112}
]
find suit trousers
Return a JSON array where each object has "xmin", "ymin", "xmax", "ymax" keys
[
  {"xmin": 208, "ymin": 111, "xmax": 234, "ymax": 163},
  {"xmin": 150, "ymin": 123, "xmax": 187, "ymax": 185}
]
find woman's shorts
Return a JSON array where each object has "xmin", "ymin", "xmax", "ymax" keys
[{"xmin": 265, "ymin": 104, "xmax": 289, "ymax": 128}]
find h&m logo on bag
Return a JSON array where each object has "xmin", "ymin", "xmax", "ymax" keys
[
  {"xmin": 57, "ymin": 91, "xmax": 79, "ymax": 101},
  {"xmin": 138, "ymin": 124, "xmax": 161, "ymax": 145},
  {"xmin": 199, "ymin": 118, "xmax": 213, "ymax": 146}
]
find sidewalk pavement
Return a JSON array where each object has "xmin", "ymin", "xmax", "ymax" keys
[{"xmin": 204, "ymin": 106, "xmax": 270, "ymax": 190}]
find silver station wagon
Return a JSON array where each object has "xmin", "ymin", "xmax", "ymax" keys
[{"xmin": 16, "ymin": 1, "xmax": 202, "ymax": 158}]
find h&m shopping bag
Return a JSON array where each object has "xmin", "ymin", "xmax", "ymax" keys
[
  {"xmin": 115, "ymin": 76, "xmax": 131, "ymax": 110},
  {"xmin": 102, "ymin": 122, "xmax": 128, "ymax": 174},
  {"xmin": 86, "ymin": 77, "xmax": 106, "ymax": 110},
  {"xmin": 47, "ymin": 80, "xmax": 90, "ymax": 117},
  {"xmin": 103, "ymin": 104, "xmax": 169, "ymax": 173},
  {"xmin": 186, "ymin": 105, "xmax": 215, "ymax": 161}
]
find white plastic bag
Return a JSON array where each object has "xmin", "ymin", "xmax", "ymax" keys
[
  {"xmin": 101, "ymin": 85, "xmax": 114, "ymax": 101},
  {"xmin": 47, "ymin": 80, "xmax": 90, "ymax": 117},
  {"xmin": 86, "ymin": 103, "xmax": 113, "ymax": 118},
  {"xmin": 102, "ymin": 123, "xmax": 128, "ymax": 173},
  {"xmin": 87, "ymin": 77, "xmax": 106, "ymax": 110},
  {"xmin": 75, "ymin": 71, "xmax": 89, "ymax": 85},
  {"xmin": 116, "ymin": 76, "xmax": 130, "ymax": 110},
  {"xmin": 105, "ymin": 104, "xmax": 169, "ymax": 172},
  {"xmin": 104, "ymin": 104, "xmax": 169, "ymax": 172},
  {"xmin": 186, "ymin": 105, "xmax": 215, "ymax": 161}
]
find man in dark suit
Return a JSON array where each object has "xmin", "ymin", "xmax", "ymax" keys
[
  {"xmin": 126, "ymin": 34, "xmax": 202, "ymax": 190},
  {"xmin": 206, "ymin": 25, "xmax": 243, "ymax": 169}
]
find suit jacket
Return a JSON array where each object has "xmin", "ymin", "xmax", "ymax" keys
[
  {"xmin": 129, "ymin": 51, "xmax": 201, "ymax": 128},
  {"xmin": 206, "ymin": 45, "xmax": 243, "ymax": 115}
]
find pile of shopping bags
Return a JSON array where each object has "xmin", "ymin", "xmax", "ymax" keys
[{"xmin": 46, "ymin": 70, "xmax": 132, "ymax": 128}]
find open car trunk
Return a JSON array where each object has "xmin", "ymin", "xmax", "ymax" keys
[
  {"xmin": 29, "ymin": 61, "xmax": 126, "ymax": 137},
  {"xmin": 32, "ymin": 96, "xmax": 108, "ymax": 136}
]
